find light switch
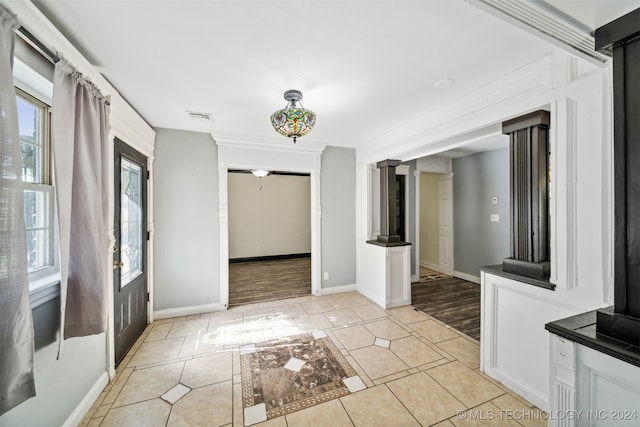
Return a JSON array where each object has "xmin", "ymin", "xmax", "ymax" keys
[
  {"xmin": 491, "ymin": 214, "xmax": 499, "ymax": 222},
  {"xmin": 492, "ymin": 197, "xmax": 498, "ymax": 205}
]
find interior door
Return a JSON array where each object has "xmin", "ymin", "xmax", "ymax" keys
[
  {"xmin": 113, "ymin": 138, "xmax": 148, "ymax": 366},
  {"xmin": 439, "ymin": 175, "xmax": 454, "ymax": 275}
]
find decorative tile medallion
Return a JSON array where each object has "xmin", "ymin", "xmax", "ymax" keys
[{"xmin": 240, "ymin": 332, "xmax": 359, "ymax": 419}]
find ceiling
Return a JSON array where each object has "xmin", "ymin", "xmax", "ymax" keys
[{"xmin": 30, "ymin": 0, "xmax": 640, "ymax": 149}]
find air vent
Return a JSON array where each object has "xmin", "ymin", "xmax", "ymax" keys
[
  {"xmin": 186, "ymin": 110, "xmax": 213, "ymax": 121},
  {"xmin": 474, "ymin": 0, "xmax": 610, "ymax": 63}
]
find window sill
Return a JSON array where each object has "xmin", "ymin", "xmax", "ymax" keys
[{"xmin": 29, "ymin": 273, "xmax": 60, "ymax": 309}]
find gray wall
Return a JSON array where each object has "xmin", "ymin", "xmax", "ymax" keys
[
  {"xmin": 453, "ymin": 148, "xmax": 510, "ymax": 277},
  {"xmin": 321, "ymin": 147, "xmax": 357, "ymax": 288},
  {"xmin": 0, "ymin": 295, "xmax": 106, "ymax": 426},
  {"xmin": 153, "ymin": 128, "xmax": 219, "ymax": 310}
]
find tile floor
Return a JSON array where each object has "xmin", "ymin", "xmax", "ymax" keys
[{"xmin": 80, "ymin": 292, "xmax": 546, "ymax": 426}]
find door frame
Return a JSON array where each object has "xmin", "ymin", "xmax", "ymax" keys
[
  {"xmin": 215, "ymin": 134, "xmax": 326, "ymax": 308},
  {"xmin": 112, "ymin": 138, "xmax": 149, "ymax": 365},
  {"xmin": 414, "ymin": 159, "xmax": 455, "ymax": 278},
  {"xmin": 438, "ymin": 174, "xmax": 455, "ymax": 275},
  {"xmin": 106, "ymin": 132, "xmax": 154, "ymax": 379}
]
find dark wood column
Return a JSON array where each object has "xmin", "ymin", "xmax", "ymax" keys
[
  {"xmin": 376, "ymin": 159, "xmax": 401, "ymax": 244},
  {"xmin": 502, "ymin": 110, "xmax": 550, "ymax": 279},
  {"xmin": 595, "ymin": 8, "xmax": 640, "ymax": 345}
]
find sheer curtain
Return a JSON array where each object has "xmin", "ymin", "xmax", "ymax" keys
[
  {"xmin": 52, "ymin": 58, "xmax": 109, "ymax": 344},
  {"xmin": 0, "ymin": 5, "xmax": 36, "ymax": 415}
]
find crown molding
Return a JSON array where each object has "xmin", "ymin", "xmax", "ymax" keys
[{"xmin": 212, "ymin": 130, "xmax": 327, "ymax": 154}]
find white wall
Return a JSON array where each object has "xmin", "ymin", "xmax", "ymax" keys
[
  {"xmin": 153, "ymin": 129, "xmax": 219, "ymax": 311},
  {"xmin": 419, "ymin": 172, "xmax": 440, "ymax": 268},
  {"xmin": 228, "ymin": 173, "xmax": 310, "ymax": 258}
]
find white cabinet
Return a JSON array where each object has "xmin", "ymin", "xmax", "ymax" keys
[
  {"xmin": 359, "ymin": 242, "xmax": 411, "ymax": 309},
  {"xmin": 548, "ymin": 333, "xmax": 640, "ymax": 427}
]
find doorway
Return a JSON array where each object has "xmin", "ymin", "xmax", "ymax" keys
[
  {"xmin": 418, "ymin": 172, "xmax": 454, "ymax": 275},
  {"xmin": 113, "ymin": 138, "xmax": 148, "ymax": 366},
  {"xmin": 227, "ymin": 171, "xmax": 312, "ymax": 306},
  {"xmin": 215, "ymin": 139, "xmax": 325, "ymax": 309}
]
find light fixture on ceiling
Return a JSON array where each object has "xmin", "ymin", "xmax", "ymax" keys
[
  {"xmin": 251, "ymin": 169, "xmax": 270, "ymax": 178},
  {"xmin": 270, "ymin": 89, "xmax": 316, "ymax": 143}
]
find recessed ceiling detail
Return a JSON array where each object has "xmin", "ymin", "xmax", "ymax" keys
[{"xmin": 474, "ymin": 0, "xmax": 610, "ymax": 62}]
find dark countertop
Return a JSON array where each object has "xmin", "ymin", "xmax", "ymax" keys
[
  {"xmin": 545, "ymin": 310, "xmax": 640, "ymax": 368},
  {"xmin": 481, "ymin": 264, "xmax": 556, "ymax": 291},
  {"xmin": 366, "ymin": 239, "xmax": 412, "ymax": 248}
]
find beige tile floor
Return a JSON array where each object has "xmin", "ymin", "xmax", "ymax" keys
[{"xmin": 80, "ymin": 292, "xmax": 546, "ymax": 427}]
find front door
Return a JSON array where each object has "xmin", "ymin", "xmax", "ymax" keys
[{"xmin": 113, "ymin": 138, "xmax": 148, "ymax": 366}]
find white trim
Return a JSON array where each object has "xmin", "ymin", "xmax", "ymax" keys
[
  {"xmin": 154, "ymin": 303, "xmax": 227, "ymax": 320},
  {"xmin": 453, "ymin": 271, "xmax": 481, "ymax": 285},
  {"xmin": 603, "ymin": 64, "xmax": 615, "ymax": 306},
  {"xmin": 62, "ymin": 371, "xmax": 109, "ymax": 427},
  {"xmin": 438, "ymin": 174, "xmax": 454, "ymax": 275},
  {"xmin": 29, "ymin": 280, "xmax": 60, "ymax": 309},
  {"xmin": 549, "ymin": 98, "xmax": 578, "ymax": 290},
  {"xmin": 470, "ymin": 0, "xmax": 609, "ymax": 67},
  {"xmin": 481, "ymin": 272, "xmax": 596, "ymax": 411},
  {"xmin": 215, "ymin": 135, "xmax": 326, "ymax": 306},
  {"xmin": 317, "ymin": 284, "xmax": 357, "ymax": 295},
  {"xmin": 414, "ymin": 169, "xmax": 421, "ymax": 282},
  {"xmin": 13, "ymin": 58, "xmax": 53, "ymax": 105}
]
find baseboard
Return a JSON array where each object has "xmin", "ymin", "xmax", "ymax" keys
[
  {"xmin": 62, "ymin": 371, "xmax": 109, "ymax": 427},
  {"xmin": 229, "ymin": 253, "xmax": 311, "ymax": 263},
  {"xmin": 453, "ymin": 271, "xmax": 481, "ymax": 284},
  {"xmin": 483, "ymin": 366, "xmax": 548, "ymax": 411},
  {"xmin": 317, "ymin": 284, "xmax": 357, "ymax": 295},
  {"xmin": 154, "ymin": 303, "xmax": 227, "ymax": 320},
  {"xmin": 420, "ymin": 261, "xmax": 442, "ymax": 272}
]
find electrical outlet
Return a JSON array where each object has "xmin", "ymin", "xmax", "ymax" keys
[
  {"xmin": 491, "ymin": 214, "xmax": 499, "ymax": 222},
  {"xmin": 323, "ymin": 272, "xmax": 329, "ymax": 280}
]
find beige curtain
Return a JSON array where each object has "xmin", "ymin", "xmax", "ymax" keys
[
  {"xmin": 0, "ymin": 5, "xmax": 36, "ymax": 415},
  {"xmin": 52, "ymin": 58, "xmax": 109, "ymax": 343}
]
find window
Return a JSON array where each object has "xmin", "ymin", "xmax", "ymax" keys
[{"xmin": 16, "ymin": 88, "xmax": 54, "ymax": 277}]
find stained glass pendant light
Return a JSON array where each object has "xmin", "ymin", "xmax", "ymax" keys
[{"xmin": 270, "ymin": 89, "xmax": 316, "ymax": 143}]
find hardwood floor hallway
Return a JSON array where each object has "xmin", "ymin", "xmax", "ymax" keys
[
  {"xmin": 411, "ymin": 268, "xmax": 481, "ymax": 341},
  {"xmin": 228, "ymin": 256, "xmax": 311, "ymax": 306}
]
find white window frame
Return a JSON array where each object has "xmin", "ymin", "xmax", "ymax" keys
[{"xmin": 14, "ymin": 61, "xmax": 59, "ymax": 298}]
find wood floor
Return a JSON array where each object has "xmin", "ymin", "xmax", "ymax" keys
[
  {"xmin": 411, "ymin": 273, "xmax": 481, "ymax": 341},
  {"xmin": 229, "ymin": 260, "xmax": 480, "ymax": 340},
  {"xmin": 228, "ymin": 257, "xmax": 311, "ymax": 306}
]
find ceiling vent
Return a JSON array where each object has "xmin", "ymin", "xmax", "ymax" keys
[
  {"xmin": 186, "ymin": 110, "xmax": 213, "ymax": 121},
  {"xmin": 472, "ymin": 0, "xmax": 610, "ymax": 64}
]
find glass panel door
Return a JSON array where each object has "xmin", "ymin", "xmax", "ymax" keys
[{"xmin": 120, "ymin": 158, "xmax": 143, "ymax": 287}]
